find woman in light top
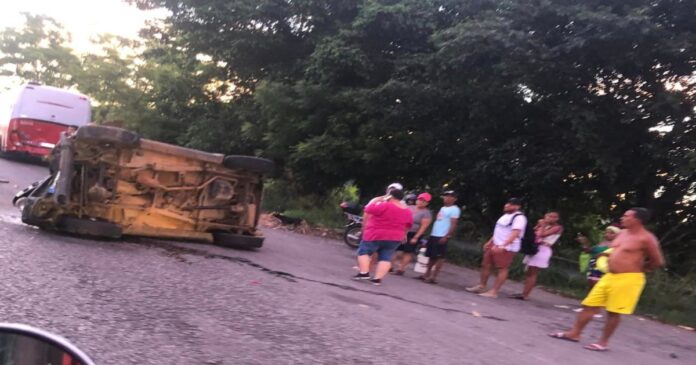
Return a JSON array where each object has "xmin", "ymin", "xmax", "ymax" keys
[
  {"xmin": 392, "ymin": 192, "xmax": 433, "ymax": 275},
  {"xmin": 510, "ymin": 211, "xmax": 563, "ymax": 300}
]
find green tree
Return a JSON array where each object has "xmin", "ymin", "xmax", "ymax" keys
[
  {"xmin": 130, "ymin": 0, "xmax": 695, "ymax": 272},
  {"xmin": 76, "ymin": 35, "xmax": 144, "ymax": 123},
  {"xmin": 0, "ymin": 13, "xmax": 81, "ymax": 88}
]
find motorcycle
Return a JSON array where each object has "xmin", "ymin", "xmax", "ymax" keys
[
  {"xmin": 12, "ymin": 175, "xmax": 52, "ymax": 212},
  {"xmin": 339, "ymin": 202, "xmax": 363, "ymax": 249},
  {"xmin": 0, "ymin": 323, "xmax": 95, "ymax": 365}
]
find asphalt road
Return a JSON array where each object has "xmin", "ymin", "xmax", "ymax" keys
[{"xmin": 0, "ymin": 157, "xmax": 694, "ymax": 365}]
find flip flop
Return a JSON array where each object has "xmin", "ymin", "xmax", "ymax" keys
[
  {"xmin": 548, "ymin": 332, "xmax": 579, "ymax": 343},
  {"xmin": 508, "ymin": 293, "xmax": 528, "ymax": 300},
  {"xmin": 584, "ymin": 343, "xmax": 609, "ymax": 352},
  {"xmin": 465, "ymin": 285, "xmax": 486, "ymax": 293}
]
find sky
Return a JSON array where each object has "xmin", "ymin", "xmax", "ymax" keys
[{"xmin": 0, "ymin": 0, "xmax": 167, "ymax": 54}]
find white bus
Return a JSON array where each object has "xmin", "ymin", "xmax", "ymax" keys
[{"xmin": 0, "ymin": 83, "xmax": 91, "ymax": 158}]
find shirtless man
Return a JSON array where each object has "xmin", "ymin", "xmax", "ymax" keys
[{"xmin": 549, "ymin": 208, "xmax": 664, "ymax": 351}]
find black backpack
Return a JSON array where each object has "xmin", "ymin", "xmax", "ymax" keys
[{"xmin": 510, "ymin": 213, "xmax": 538, "ymax": 256}]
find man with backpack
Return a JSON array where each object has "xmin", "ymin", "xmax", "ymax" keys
[{"xmin": 466, "ymin": 198, "xmax": 528, "ymax": 298}]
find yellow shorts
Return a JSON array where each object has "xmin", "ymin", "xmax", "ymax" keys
[{"xmin": 582, "ymin": 272, "xmax": 646, "ymax": 314}]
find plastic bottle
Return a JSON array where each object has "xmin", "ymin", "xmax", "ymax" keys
[{"xmin": 414, "ymin": 247, "xmax": 429, "ymax": 273}]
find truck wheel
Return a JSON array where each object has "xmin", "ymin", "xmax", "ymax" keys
[
  {"xmin": 57, "ymin": 216, "xmax": 122, "ymax": 239},
  {"xmin": 223, "ymin": 155, "xmax": 275, "ymax": 175},
  {"xmin": 75, "ymin": 125, "xmax": 140, "ymax": 148},
  {"xmin": 212, "ymin": 232, "xmax": 264, "ymax": 250}
]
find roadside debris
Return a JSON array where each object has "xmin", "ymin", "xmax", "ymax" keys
[
  {"xmin": 259, "ymin": 213, "xmax": 341, "ymax": 239},
  {"xmin": 272, "ymin": 212, "xmax": 304, "ymax": 226}
]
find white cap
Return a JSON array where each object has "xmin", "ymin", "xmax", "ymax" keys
[{"xmin": 387, "ymin": 182, "xmax": 403, "ymax": 191}]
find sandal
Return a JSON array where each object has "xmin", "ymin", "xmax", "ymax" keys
[
  {"xmin": 508, "ymin": 293, "xmax": 528, "ymax": 300},
  {"xmin": 425, "ymin": 278, "xmax": 438, "ymax": 284},
  {"xmin": 394, "ymin": 270, "xmax": 405, "ymax": 276},
  {"xmin": 465, "ymin": 284, "xmax": 485, "ymax": 293},
  {"xmin": 584, "ymin": 343, "xmax": 609, "ymax": 352},
  {"xmin": 548, "ymin": 332, "xmax": 579, "ymax": 343}
]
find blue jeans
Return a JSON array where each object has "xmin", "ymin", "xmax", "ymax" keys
[{"xmin": 357, "ymin": 240, "xmax": 400, "ymax": 262}]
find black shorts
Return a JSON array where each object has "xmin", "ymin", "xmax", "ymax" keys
[
  {"xmin": 396, "ymin": 232, "xmax": 419, "ymax": 254},
  {"xmin": 425, "ymin": 236, "xmax": 447, "ymax": 259}
]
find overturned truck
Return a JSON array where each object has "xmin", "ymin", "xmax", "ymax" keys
[{"xmin": 14, "ymin": 125, "xmax": 274, "ymax": 249}]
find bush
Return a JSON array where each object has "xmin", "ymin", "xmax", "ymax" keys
[
  {"xmin": 638, "ymin": 271, "xmax": 696, "ymax": 327},
  {"xmin": 262, "ymin": 179, "xmax": 359, "ymax": 228}
]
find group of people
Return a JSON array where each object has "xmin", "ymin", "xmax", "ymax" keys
[
  {"xmin": 351, "ymin": 182, "xmax": 665, "ymax": 352},
  {"xmin": 352, "ymin": 183, "xmax": 460, "ymax": 286}
]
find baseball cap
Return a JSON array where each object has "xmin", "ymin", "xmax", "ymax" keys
[
  {"xmin": 417, "ymin": 192, "xmax": 432, "ymax": 202},
  {"xmin": 387, "ymin": 182, "xmax": 403, "ymax": 191},
  {"xmin": 507, "ymin": 197, "xmax": 522, "ymax": 206},
  {"xmin": 442, "ymin": 190, "xmax": 457, "ymax": 197}
]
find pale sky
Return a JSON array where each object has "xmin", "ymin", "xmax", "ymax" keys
[{"xmin": 0, "ymin": 0, "xmax": 167, "ymax": 54}]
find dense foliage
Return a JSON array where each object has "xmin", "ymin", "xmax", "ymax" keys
[{"xmin": 2, "ymin": 1, "xmax": 695, "ymax": 273}]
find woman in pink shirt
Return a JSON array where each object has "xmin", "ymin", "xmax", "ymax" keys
[{"xmin": 352, "ymin": 189, "xmax": 413, "ymax": 285}]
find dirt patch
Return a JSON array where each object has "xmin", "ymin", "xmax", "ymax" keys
[{"xmin": 259, "ymin": 213, "xmax": 343, "ymax": 240}]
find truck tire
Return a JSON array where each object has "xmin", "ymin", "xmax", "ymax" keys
[
  {"xmin": 212, "ymin": 232, "xmax": 264, "ymax": 250},
  {"xmin": 75, "ymin": 125, "xmax": 140, "ymax": 148},
  {"xmin": 57, "ymin": 216, "xmax": 122, "ymax": 239},
  {"xmin": 222, "ymin": 155, "xmax": 275, "ymax": 175}
]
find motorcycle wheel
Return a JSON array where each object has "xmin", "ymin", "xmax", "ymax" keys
[
  {"xmin": 14, "ymin": 197, "xmax": 28, "ymax": 212},
  {"xmin": 343, "ymin": 225, "xmax": 362, "ymax": 249}
]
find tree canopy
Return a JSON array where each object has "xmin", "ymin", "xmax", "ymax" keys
[{"xmin": 3, "ymin": 1, "xmax": 696, "ymax": 273}]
